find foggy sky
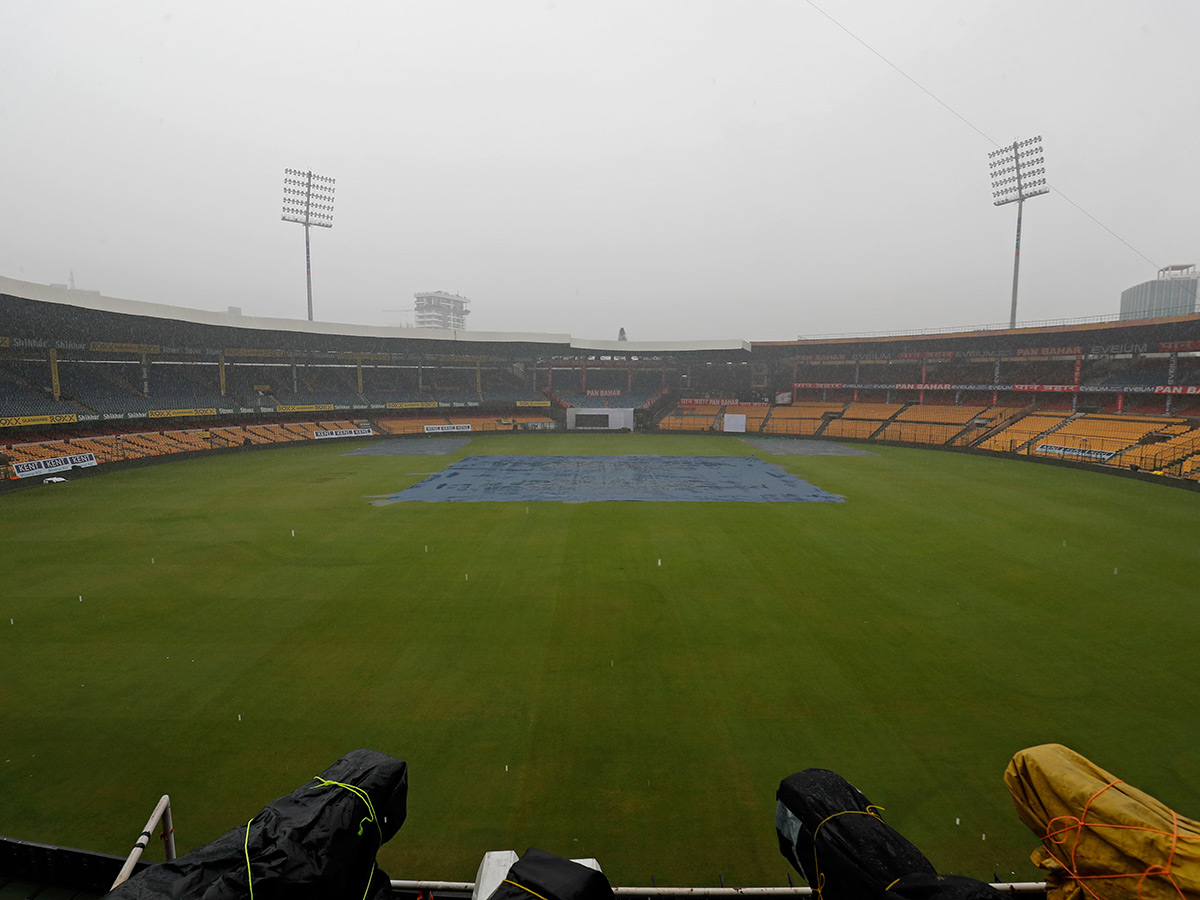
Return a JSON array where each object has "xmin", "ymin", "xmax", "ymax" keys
[{"xmin": 3, "ymin": 1, "xmax": 1196, "ymax": 342}]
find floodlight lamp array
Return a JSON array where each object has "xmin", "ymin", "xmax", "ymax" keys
[
  {"xmin": 987, "ymin": 135, "xmax": 1042, "ymax": 159},
  {"xmin": 281, "ymin": 168, "xmax": 336, "ymax": 227},
  {"xmin": 987, "ymin": 136, "xmax": 1049, "ymax": 206}
]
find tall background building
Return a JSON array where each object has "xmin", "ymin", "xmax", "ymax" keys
[
  {"xmin": 414, "ymin": 291, "xmax": 471, "ymax": 330},
  {"xmin": 1120, "ymin": 264, "xmax": 1198, "ymax": 320}
]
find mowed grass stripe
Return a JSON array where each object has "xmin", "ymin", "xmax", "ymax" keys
[{"xmin": 1, "ymin": 434, "xmax": 1197, "ymax": 886}]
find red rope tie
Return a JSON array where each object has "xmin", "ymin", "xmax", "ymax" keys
[{"xmin": 1036, "ymin": 778, "xmax": 1198, "ymax": 900}]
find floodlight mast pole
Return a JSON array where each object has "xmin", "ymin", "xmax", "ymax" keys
[
  {"xmin": 988, "ymin": 136, "xmax": 1048, "ymax": 329},
  {"xmin": 1010, "ymin": 190, "xmax": 1024, "ymax": 331},
  {"xmin": 304, "ymin": 171, "xmax": 313, "ymax": 322},
  {"xmin": 281, "ymin": 168, "xmax": 335, "ymax": 322}
]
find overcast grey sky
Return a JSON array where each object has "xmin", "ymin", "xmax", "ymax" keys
[{"xmin": 2, "ymin": 1, "xmax": 1196, "ymax": 341}]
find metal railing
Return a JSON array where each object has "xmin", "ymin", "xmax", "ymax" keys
[{"xmin": 388, "ymin": 880, "xmax": 1048, "ymax": 897}]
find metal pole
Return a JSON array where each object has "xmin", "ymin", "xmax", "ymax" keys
[
  {"xmin": 161, "ymin": 800, "xmax": 177, "ymax": 860},
  {"xmin": 1009, "ymin": 197, "xmax": 1024, "ymax": 329},
  {"xmin": 111, "ymin": 794, "xmax": 175, "ymax": 889},
  {"xmin": 305, "ymin": 222, "xmax": 313, "ymax": 322},
  {"xmin": 305, "ymin": 170, "xmax": 314, "ymax": 321}
]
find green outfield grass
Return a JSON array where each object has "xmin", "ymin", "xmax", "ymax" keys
[{"xmin": 2, "ymin": 433, "xmax": 1198, "ymax": 886}]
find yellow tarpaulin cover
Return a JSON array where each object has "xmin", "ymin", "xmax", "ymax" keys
[{"xmin": 1004, "ymin": 744, "xmax": 1200, "ymax": 900}]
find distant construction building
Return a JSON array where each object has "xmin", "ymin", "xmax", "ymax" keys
[
  {"xmin": 414, "ymin": 291, "xmax": 471, "ymax": 330},
  {"xmin": 1120, "ymin": 264, "xmax": 1199, "ymax": 320}
]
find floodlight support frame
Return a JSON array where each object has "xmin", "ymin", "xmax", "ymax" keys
[
  {"xmin": 281, "ymin": 168, "xmax": 335, "ymax": 322},
  {"xmin": 989, "ymin": 138, "xmax": 1048, "ymax": 329}
]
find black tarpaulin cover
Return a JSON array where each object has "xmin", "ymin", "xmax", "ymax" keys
[
  {"xmin": 776, "ymin": 769, "xmax": 1001, "ymax": 900},
  {"xmin": 484, "ymin": 848, "xmax": 614, "ymax": 900},
  {"xmin": 106, "ymin": 748, "xmax": 408, "ymax": 900}
]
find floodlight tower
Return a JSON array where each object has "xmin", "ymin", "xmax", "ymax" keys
[
  {"xmin": 281, "ymin": 168, "xmax": 336, "ymax": 321},
  {"xmin": 988, "ymin": 136, "xmax": 1048, "ymax": 328}
]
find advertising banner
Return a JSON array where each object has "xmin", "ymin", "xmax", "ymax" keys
[
  {"xmin": 224, "ymin": 348, "xmax": 284, "ymax": 358},
  {"xmin": 386, "ymin": 401, "xmax": 439, "ymax": 409},
  {"xmin": 1079, "ymin": 385, "xmax": 1154, "ymax": 394},
  {"xmin": 586, "ymin": 389, "xmax": 623, "ymax": 397},
  {"xmin": 898, "ymin": 351, "xmax": 956, "ymax": 360},
  {"xmin": 13, "ymin": 452, "xmax": 98, "ymax": 478},
  {"xmin": 516, "ymin": 400, "xmax": 551, "ymax": 407},
  {"xmin": 680, "ymin": 398, "xmax": 738, "ymax": 406},
  {"xmin": 149, "ymin": 408, "xmax": 218, "ymax": 418},
  {"xmin": 313, "ymin": 428, "xmax": 374, "ymax": 440},
  {"xmin": 1159, "ymin": 340, "xmax": 1200, "ymax": 353},
  {"xmin": 1016, "ymin": 346, "xmax": 1082, "ymax": 357},
  {"xmin": 1036, "ymin": 444, "xmax": 1116, "ymax": 462},
  {"xmin": 790, "ymin": 381, "xmax": 1174, "ymax": 395},
  {"xmin": 424, "ymin": 424, "xmax": 472, "ymax": 433},
  {"xmin": 0, "ymin": 413, "xmax": 78, "ymax": 428},
  {"xmin": 276, "ymin": 404, "xmax": 335, "ymax": 413},
  {"xmin": 89, "ymin": 342, "xmax": 160, "ymax": 354}
]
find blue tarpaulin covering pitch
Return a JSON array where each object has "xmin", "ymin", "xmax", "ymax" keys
[{"xmin": 381, "ymin": 455, "xmax": 844, "ymax": 503}]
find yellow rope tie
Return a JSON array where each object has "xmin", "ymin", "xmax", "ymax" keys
[
  {"xmin": 503, "ymin": 879, "xmax": 553, "ymax": 900},
  {"xmin": 810, "ymin": 806, "xmax": 886, "ymax": 900},
  {"xmin": 244, "ymin": 816, "xmax": 256, "ymax": 900},
  {"xmin": 311, "ymin": 776, "xmax": 383, "ymax": 900},
  {"xmin": 243, "ymin": 780, "xmax": 382, "ymax": 900},
  {"xmin": 312, "ymin": 776, "xmax": 383, "ymax": 842}
]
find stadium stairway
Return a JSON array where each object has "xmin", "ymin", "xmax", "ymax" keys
[
  {"xmin": 642, "ymin": 392, "xmax": 680, "ymax": 429},
  {"xmin": 865, "ymin": 409, "xmax": 903, "ymax": 440},
  {"xmin": 966, "ymin": 402, "xmax": 1040, "ymax": 449},
  {"xmin": 1013, "ymin": 412, "xmax": 1081, "ymax": 454}
]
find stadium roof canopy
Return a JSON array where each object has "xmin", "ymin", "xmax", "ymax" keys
[
  {"xmin": 751, "ymin": 314, "xmax": 1200, "ymax": 360},
  {"xmin": 0, "ymin": 276, "xmax": 750, "ymax": 360},
  {"xmin": 3, "ymin": 274, "xmax": 1199, "ymax": 364}
]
